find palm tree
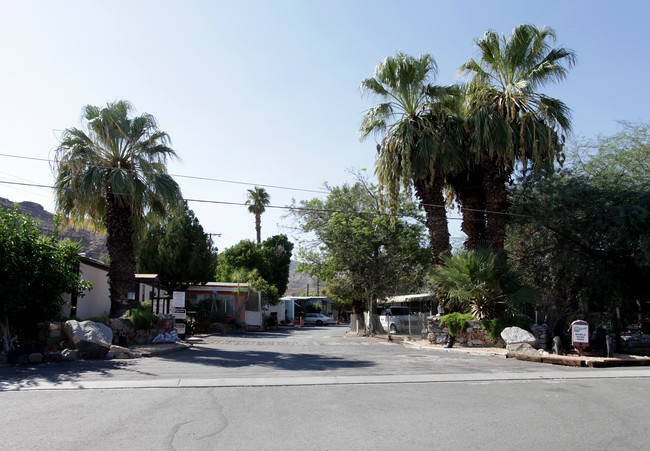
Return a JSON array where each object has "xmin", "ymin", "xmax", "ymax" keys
[
  {"xmin": 360, "ymin": 53, "xmax": 461, "ymax": 264},
  {"xmin": 54, "ymin": 100, "xmax": 182, "ymax": 316},
  {"xmin": 246, "ymin": 187, "xmax": 270, "ymax": 245},
  {"xmin": 460, "ymin": 25, "xmax": 576, "ymax": 249}
]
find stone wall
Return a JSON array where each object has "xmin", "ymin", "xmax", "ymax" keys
[
  {"xmin": 37, "ymin": 316, "xmax": 176, "ymax": 349},
  {"xmin": 37, "ymin": 321, "xmax": 65, "ymax": 349},
  {"xmin": 426, "ymin": 316, "xmax": 505, "ymax": 348},
  {"xmin": 110, "ymin": 315, "xmax": 176, "ymax": 346}
]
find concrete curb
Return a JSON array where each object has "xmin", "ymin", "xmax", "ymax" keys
[
  {"xmin": 140, "ymin": 343, "xmax": 191, "ymax": 357},
  {"xmin": 402, "ymin": 340, "xmax": 507, "ymax": 358}
]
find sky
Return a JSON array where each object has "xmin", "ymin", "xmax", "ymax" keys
[{"xmin": 1, "ymin": 0, "xmax": 648, "ymax": 252}]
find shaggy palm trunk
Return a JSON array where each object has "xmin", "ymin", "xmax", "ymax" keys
[
  {"xmin": 482, "ymin": 159, "xmax": 509, "ymax": 250},
  {"xmin": 453, "ymin": 167, "xmax": 486, "ymax": 249},
  {"xmin": 255, "ymin": 213, "xmax": 262, "ymax": 245},
  {"xmin": 105, "ymin": 193, "xmax": 137, "ymax": 317},
  {"xmin": 414, "ymin": 177, "xmax": 450, "ymax": 265}
]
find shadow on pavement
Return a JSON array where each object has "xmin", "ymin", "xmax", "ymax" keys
[
  {"xmin": 0, "ymin": 359, "xmax": 152, "ymax": 391},
  {"xmin": 155, "ymin": 345, "xmax": 375, "ymax": 371}
]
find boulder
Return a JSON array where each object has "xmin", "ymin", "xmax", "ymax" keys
[
  {"xmin": 64, "ymin": 320, "xmax": 113, "ymax": 359},
  {"xmin": 506, "ymin": 342, "xmax": 539, "ymax": 356},
  {"xmin": 501, "ymin": 326, "xmax": 538, "ymax": 348},
  {"xmin": 28, "ymin": 353, "xmax": 43, "ymax": 364}
]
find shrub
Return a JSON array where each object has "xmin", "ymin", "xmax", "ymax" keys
[
  {"xmin": 431, "ymin": 248, "xmax": 535, "ymax": 320},
  {"xmin": 440, "ymin": 312, "xmax": 475, "ymax": 336},
  {"xmin": 129, "ymin": 301, "xmax": 158, "ymax": 330},
  {"xmin": 210, "ymin": 310, "xmax": 228, "ymax": 324}
]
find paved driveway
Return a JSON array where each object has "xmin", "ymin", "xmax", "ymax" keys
[{"xmin": 2, "ymin": 326, "xmax": 650, "ymax": 450}]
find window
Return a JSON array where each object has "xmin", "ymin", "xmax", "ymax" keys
[{"xmin": 217, "ymin": 294, "xmax": 235, "ymax": 315}]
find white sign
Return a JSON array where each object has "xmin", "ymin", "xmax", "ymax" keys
[
  {"xmin": 172, "ymin": 291, "xmax": 186, "ymax": 308},
  {"xmin": 175, "ymin": 323, "xmax": 185, "ymax": 334},
  {"xmin": 174, "ymin": 307, "xmax": 186, "ymax": 320},
  {"xmin": 572, "ymin": 323, "xmax": 589, "ymax": 344}
]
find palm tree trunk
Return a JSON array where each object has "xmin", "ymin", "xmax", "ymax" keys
[
  {"xmin": 255, "ymin": 213, "xmax": 261, "ymax": 245},
  {"xmin": 105, "ymin": 193, "xmax": 137, "ymax": 317},
  {"xmin": 482, "ymin": 159, "xmax": 509, "ymax": 250},
  {"xmin": 452, "ymin": 167, "xmax": 486, "ymax": 249},
  {"xmin": 414, "ymin": 177, "xmax": 450, "ymax": 265}
]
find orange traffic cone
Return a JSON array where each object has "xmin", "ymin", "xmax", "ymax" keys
[{"xmin": 300, "ymin": 316, "xmax": 303, "ymax": 327}]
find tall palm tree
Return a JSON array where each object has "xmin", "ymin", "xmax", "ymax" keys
[
  {"xmin": 360, "ymin": 53, "xmax": 461, "ymax": 264},
  {"xmin": 246, "ymin": 187, "xmax": 270, "ymax": 244},
  {"xmin": 460, "ymin": 24, "xmax": 576, "ymax": 249},
  {"xmin": 54, "ymin": 100, "xmax": 182, "ymax": 316}
]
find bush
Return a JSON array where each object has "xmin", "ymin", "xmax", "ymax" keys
[
  {"xmin": 440, "ymin": 312, "xmax": 475, "ymax": 336},
  {"xmin": 129, "ymin": 301, "xmax": 158, "ymax": 330},
  {"xmin": 263, "ymin": 314, "xmax": 278, "ymax": 328},
  {"xmin": 1, "ymin": 206, "xmax": 90, "ymax": 351},
  {"xmin": 210, "ymin": 310, "xmax": 228, "ymax": 324}
]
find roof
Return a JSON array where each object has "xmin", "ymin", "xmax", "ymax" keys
[
  {"xmin": 280, "ymin": 296, "xmax": 332, "ymax": 301},
  {"xmin": 382, "ymin": 293, "xmax": 435, "ymax": 304},
  {"xmin": 79, "ymin": 255, "xmax": 109, "ymax": 271},
  {"xmin": 185, "ymin": 282, "xmax": 254, "ymax": 291}
]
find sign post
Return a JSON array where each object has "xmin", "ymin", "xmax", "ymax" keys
[{"xmin": 571, "ymin": 320, "xmax": 589, "ymax": 355}]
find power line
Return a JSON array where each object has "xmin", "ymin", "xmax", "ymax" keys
[
  {"xmin": 0, "ymin": 179, "xmax": 471, "ymax": 221},
  {"xmin": 0, "ymin": 152, "xmax": 329, "ymax": 195},
  {"xmin": 0, "ymin": 152, "xmax": 533, "ymax": 220}
]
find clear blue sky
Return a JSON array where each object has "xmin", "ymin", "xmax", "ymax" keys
[{"xmin": 1, "ymin": 1, "xmax": 648, "ymax": 250}]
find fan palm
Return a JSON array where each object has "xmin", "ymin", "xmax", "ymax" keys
[
  {"xmin": 54, "ymin": 100, "xmax": 182, "ymax": 316},
  {"xmin": 432, "ymin": 248, "xmax": 515, "ymax": 320},
  {"xmin": 461, "ymin": 24, "xmax": 576, "ymax": 249},
  {"xmin": 360, "ymin": 53, "xmax": 461, "ymax": 264},
  {"xmin": 246, "ymin": 187, "xmax": 270, "ymax": 244}
]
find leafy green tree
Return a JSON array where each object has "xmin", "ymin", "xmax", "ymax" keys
[
  {"xmin": 54, "ymin": 100, "xmax": 182, "ymax": 316},
  {"xmin": 215, "ymin": 240, "xmax": 270, "ymax": 283},
  {"xmin": 460, "ymin": 24, "xmax": 576, "ymax": 249},
  {"xmin": 136, "ymin": 203, "xmax": 217, "ymax": 291},
  {"xmin": 508, "ymin": 152, "xmax": 650, "ymax": 341},
  {"xmin": 0, "ymin": 206, "xmax": 90, "ymax": 352},
  {"xmin": 260, "ymin": 234, "xmax": 293, "ymax": 297},
  {"xmin": 291, "ymin": 175, "xmax": 431, "ymax": 315},
  {"xmin": 246, "ymin": 187, "xmax": 270, "ymax": 244},
  {"xmin": 360, "ymin": 53, "xmax": 461, "ymax": 263},
  {"xmin": 214, "ymin": 235, "xmax": 293, "ymax": 304},
  {"xmin": 567, "ymin": 121, "xmax": 650, "ymax": 184}
]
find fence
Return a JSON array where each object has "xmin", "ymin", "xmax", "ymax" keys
[{"xmin": 349, "ymin": 313, "xmax": 427, "ymax": 339}]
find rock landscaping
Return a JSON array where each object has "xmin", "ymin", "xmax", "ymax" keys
[
  {"xmin": 426, "ymin": 316, "xmax": 504, "ymax": 348},
  {"xmin": 16, "ymin": 315, "xmax": 183, "ymax": 364}
]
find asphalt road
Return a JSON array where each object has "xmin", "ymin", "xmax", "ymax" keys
[{"xmin": 1, "ymin": 326, "xmax": 649, "ymax": 450}]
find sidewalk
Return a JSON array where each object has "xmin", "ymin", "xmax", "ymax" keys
[{"xmin": 402, "ymin": 338, "xmax": 650, "ymax": 368}]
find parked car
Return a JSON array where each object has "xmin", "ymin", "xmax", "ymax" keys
[
  {"xmin": 379, "ymin": 306, "xmax": 421, "ymax": 333},
  {"xmin": 302, "ymin": 313, "xmax": 335, "ymax": 326}
]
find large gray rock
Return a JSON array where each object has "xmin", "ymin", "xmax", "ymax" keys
[
  {"xmin": 501, "ymin": 326, "xmax": 538, "ymax": 348},
  {"xmin": 64, "ymin": 320, "xmax": 113, "ymax": 359},
  {"xmin": 506, "ymin": 342, "xmax": 538, "ymax": 356}
]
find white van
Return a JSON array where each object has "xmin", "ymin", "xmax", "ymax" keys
[{"xmin": 379, "ymin": 306, "xmax": 421, "ymax": 334}]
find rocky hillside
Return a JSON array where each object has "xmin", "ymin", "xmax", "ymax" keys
[
  {"xmin": 285, "ymin": 261, "xmax": 321, "ymax": 297},
  {"xmin": 1, "ymin": 197, "xmax": 107, "ymax": 260}
]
